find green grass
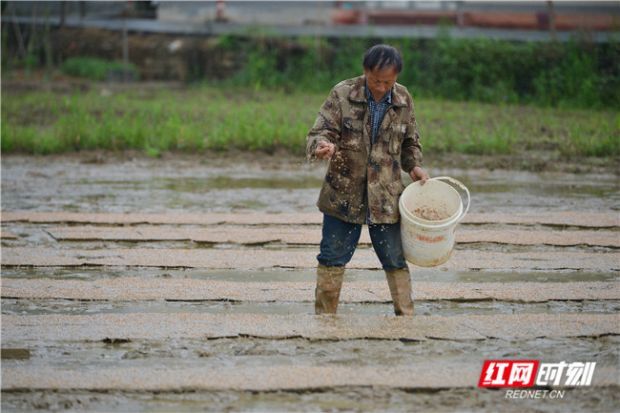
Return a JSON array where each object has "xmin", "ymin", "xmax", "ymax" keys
[
  {"xmin": 60, "ymin": 57, "xmax": 139, "ymax": 81},
  {"xmin": 2, "ymin": 85, "xmax": 618, "ymax": 159}
]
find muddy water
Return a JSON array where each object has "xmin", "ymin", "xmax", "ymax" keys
[
  {"xmin": 2, "ymin": 154, "xmax": 619, "ymax": 213},
  {"xmin": 4, "ymin": 298, "xmax": 620, "ymax": 317},
  {"xmin": 2, "ymin": 153, "xmax": 619, "ymax": 412},
  {"xmin": 2, "ymin": 337, "xmax": 618, "ymax": 372},
  {"xmin": 2, "ymin": 267, "xmax": 618, "ymax": 283}
]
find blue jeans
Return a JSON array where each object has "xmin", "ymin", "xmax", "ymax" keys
[{"xmin": 317, "ymin": 214, "xmax": 408, "ymax": 271}]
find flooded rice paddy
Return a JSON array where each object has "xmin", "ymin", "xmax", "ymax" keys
[
  {"xmin": 2, "ymin": 154, "xmax": 619, "ymax": 214},
  {"xmin": 1, "ymin": 153, "xmax": 619, "ymax": 412}
]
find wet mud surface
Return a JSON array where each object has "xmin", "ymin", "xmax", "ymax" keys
[
  {"xmin": 2, "ymin": 154, "xmax": 619, "ymax": 214},
  {"xmin": 4, "ymin": 312, "xmax": 619, "ymax": 343},
  {"xmin": 2, "ymin": 386, "xmax": 619, "ymax": 413},
  {"xmin": 32, "ymin": 225, "xmax": 620, "ymax": 248},
  {"xmin": 3, "ymin": 297, "xmax": 620, "ymax": 317},
  {"xmin": 3, "ymin": 278, "xmax": 620, "ymax": 302},
  {"xmin": 1, "ymin": 266, "xmax": 618, "ymax": 283},
  {"xmin": 3, "ymin": 246, "xmax": 618, "ymax": 272},
  {"xmin": 2, "ymin": 336, "xmax": 618, "ymax": 369},
  {"xmin": 2, "ymin": 153, "xmax": 619, "ymax": 411},
  {"xmin": 3, "ymin": 362, "xmax": 618, "ymax": 391},
  {"xmin": 3, "ymin": 210, "xmax": 619, "ymax": 227}
]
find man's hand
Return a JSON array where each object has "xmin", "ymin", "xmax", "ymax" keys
[
  {"xmin": 409, "ymin": 166, "xmax": 430, "ymax": 185},
  {"xmin": 315, "ymin": 140, "xmax": 336, "ymax": 160}
]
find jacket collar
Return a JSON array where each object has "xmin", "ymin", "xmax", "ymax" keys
[
  {"xmin": 365, "ymin": 81, "xmax": 392, "ymax": 104},
  {"xmin": 348, "ymin": 75, "xmax": 407, "ymax": 107}
]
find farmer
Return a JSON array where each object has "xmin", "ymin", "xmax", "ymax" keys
[{"xmin": 306, "ymin": 44, "xmax": 429, "ymax": 316}]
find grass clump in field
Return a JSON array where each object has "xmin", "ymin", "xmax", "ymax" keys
[
  {"xmin": 1, "ymin": 85, "xmax": 618, "ymax": 160},
  {"xmin": 61, "ymin": 57, "xmax": 139, "ymax": 81}
]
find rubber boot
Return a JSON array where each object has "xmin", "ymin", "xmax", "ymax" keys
[
  {"xmin": 314, "ymin": 264, "xmax": 345, "ymax": 315},
  {"xmin": 385, "ymin": 268, "xmax": 414, "ymax": 316}
]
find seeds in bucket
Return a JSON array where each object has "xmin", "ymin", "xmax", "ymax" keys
[{"xmin": 413, "ymin": 206, "xmax": 450, "ymax": 221}]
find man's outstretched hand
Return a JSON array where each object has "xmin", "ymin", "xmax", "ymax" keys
[
  {"xmin": 315, "ymin": 141, "xmax": 335, "ymax": 160},
  {"xmin": 409, "ymin": 166, "xmax": 430, "ymax": 185}
]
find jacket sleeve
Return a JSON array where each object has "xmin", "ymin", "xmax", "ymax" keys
[
  {"xmin": 401, "ymin": 101, "xmax": 423, "ymax": 173},
  {"xmin": 305, "ymin": 87, "xmax": 342, "ymax": 161}
]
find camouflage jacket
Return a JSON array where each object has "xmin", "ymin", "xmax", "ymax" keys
[{"xmin": 306, "ymin": 75, "xmax": 423, "ymax": 224}]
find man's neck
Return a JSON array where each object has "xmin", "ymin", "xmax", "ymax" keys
[{"xmin": 365, "ymin": 82, "xmax": 391, "ymax": 103}]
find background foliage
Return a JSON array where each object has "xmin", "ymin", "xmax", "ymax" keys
[{"xmin": 217, "ymin": 34, "xmax": 620, "ymax": 109}]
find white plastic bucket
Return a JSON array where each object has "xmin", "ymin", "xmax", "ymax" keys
[{"xmin": 399, "ymin": 176, "xmax": 470, "ymax": 267}]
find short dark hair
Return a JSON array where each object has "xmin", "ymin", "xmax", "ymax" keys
[{"xmin": 363, "ymin": 44, "xmax": 402, "ymax": 73}]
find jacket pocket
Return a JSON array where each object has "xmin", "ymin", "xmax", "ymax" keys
[
  {"xmin": 387, "ymin": 123, "xmax": 405, "ymax": 155},
  {"xmin": 341, "ymin": 117, "xmax": 364, "ymax": 151}
]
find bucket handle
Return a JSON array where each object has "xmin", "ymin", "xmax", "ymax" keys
[{"xmin": 430, "ymin": 176, "xmax": 470, "ymax": 223}]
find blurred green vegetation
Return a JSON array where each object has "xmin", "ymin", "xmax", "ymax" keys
[
  {"xmin": 217, "ymin": 35, "xmax": 620, "ymax": 110},
  {"xmin": 61, "ymin": 57, "xmax": 139, "ymax": 81},
  {"xmin": 2, "ymin": 86, "xmax": 618, "ymax": 158},
  {"xmin": 3, "ymin": 30, "xmax": 618, "ymax": 109}
]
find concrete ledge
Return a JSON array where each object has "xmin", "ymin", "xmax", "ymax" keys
[
  {"xmin": 3, "ymin": 313, "xmax": 618, "ymax": 342},
  {"xmin": 0, "ymin": 230, "xmax": 18, "ymax": 239},
  {"xmin": 2, "ymin": 211, "xmax": 618, "ymax": 228},
  {"xmin": 44, "ymin": 226, "xmax": 620, "ymax": 247},
  {"xmin": 3, "ymin": 278, "xmax": 619, "ymax": 302},
  {"xmin": 2, "ymin": 364, "xmax": 618, "ymax": 391},
  {"xmin": 2, "ymin": 247, "xmax": 618, "ymax": 271}
]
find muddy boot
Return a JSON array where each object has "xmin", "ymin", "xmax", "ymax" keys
[
  {"xmin": 315, "ymin": 264, "xmax": 345, "ymax": 315},
  {"xmin": 385, "ymin": 268, "xmax": 414, "ymax": 316}
]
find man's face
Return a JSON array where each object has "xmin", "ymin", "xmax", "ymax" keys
[{"xmin": 364, "ymin": 66, "xmax": 399, "ymax": 101}]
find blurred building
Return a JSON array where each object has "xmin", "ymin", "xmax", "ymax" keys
[
  {"xmin": 155, "ymin": 1, "xmax": 619, "ymax": 31},
  {"xmin": 1, "ymin": 1, "xmax": 618, "ymax": 82},
  {"xmin": 4, "ymin": 1, "xmax": 619, "ymax": 32}
]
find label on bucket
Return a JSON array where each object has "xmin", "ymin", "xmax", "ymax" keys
[
  {"xmin": 415, "ymin": 233, "xmax": 446, "ymax": 243},
  {"xmin": 401, "ymin": 223, "xmax": 455, "ymax": 267}
]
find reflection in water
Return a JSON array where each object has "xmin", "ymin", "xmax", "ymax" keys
[
  {"xmin": 2, "ymin": 155, "xmax": 618, "ymax": 213},
  {"xmin": 3, "ymin": 298, "xmax": 618, "ymax": 317}
]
